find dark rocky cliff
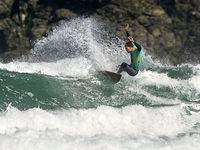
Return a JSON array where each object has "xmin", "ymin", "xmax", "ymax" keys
[{"xmin": 0, "ymin": 0, "xmax": 200, "ymax": 65}]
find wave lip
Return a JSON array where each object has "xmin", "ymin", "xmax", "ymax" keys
[{"xmin": 0, "ymin": 57, "xmax": 93, "ymax": 77}]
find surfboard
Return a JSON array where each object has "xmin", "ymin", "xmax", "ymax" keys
[{"xmin": 100, "ymin": 70, "xmax": 122, "ymax": 83}]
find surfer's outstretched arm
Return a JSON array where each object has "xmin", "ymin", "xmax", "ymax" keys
[
  {"xmin": 125, "ymin": 24, "xmax": 131, "ymax": 37},
  {"xmin": 125, "ymin": 24, "xmax": 141, "ymax": 51}
]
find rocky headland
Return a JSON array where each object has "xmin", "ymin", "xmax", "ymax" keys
[{"xmin": 0, "ymin": 0, "xmax": 200, "ymax": 65}]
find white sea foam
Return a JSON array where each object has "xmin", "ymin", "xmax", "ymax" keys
[
  {"xmin": 122, "ymin": 68, "xmax": 200, "ymax": 99},
  {"xmin": 1, "ymin": 104, "xmax": 199, "ymax": 137},
  {"xmin": 0, "ymin": 57, "xmax": 93, "ymax": 77},
  {"xmin": 0, "ymin": 104, "xmax": 200, "ymax": 150}
]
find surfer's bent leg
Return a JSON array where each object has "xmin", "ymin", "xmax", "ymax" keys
[
  {"xmin": 117, "ymin": 62, "xmax": 138, "ymax": 76},
  {"xmin": 126, "ymin": 65, "xmax": 138, "ymax": 76}
]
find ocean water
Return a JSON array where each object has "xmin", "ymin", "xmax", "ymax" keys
[{"xmin": 0, "ymin": 17, "xmax": 200, "ymax": 150}]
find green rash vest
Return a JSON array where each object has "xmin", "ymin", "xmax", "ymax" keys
[{"xmin": 130, "ymin": 43, "xmax": 141, "ymax": 70}]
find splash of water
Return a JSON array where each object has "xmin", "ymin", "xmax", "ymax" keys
[{"xmin": 27, "ymin": 17, "xmax": 126, "ymax": 71}]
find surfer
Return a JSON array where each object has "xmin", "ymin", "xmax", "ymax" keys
[{"xmin": 117, "ymin": 24, "xmax": 142, "ymax": 76}]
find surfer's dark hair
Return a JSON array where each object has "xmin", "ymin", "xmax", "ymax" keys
[{"xmin": 125, "ymin": 42, "xmax": 133, "ymax": 47}]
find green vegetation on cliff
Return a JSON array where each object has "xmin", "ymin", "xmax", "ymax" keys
[{"xmin": 0, "ymin": 0, "xmax": 199, "ymax": 65}]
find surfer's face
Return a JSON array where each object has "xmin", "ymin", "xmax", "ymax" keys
[{"xmin": 125, "ymin": 46, "xmax": 133, "ymax": 53}]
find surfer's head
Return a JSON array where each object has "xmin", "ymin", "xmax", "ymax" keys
[
  {"xmin": 125, "ymin": 42, "xmax": 133, "ymax": 47},
  {"xmin": 125, "ymin": 42, "xmax": 134, "ymax": 53}
]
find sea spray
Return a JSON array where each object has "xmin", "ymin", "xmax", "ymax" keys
[{"xmin": 28, "ymin": 17, "xmax": 126, "ymax": 72}]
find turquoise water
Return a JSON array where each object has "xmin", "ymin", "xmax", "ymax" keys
[{"xmin": 0, "ymin": 17, "xmax": 200, "ymax": 150}]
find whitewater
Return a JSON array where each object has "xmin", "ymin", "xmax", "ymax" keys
[{"xmin": 0, "ymin": 17, "xmax": 200, "ymax": 150}]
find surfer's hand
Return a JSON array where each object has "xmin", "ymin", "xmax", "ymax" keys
[
  {"xmin": 116, "ymin": 65, "xmax": 121, "ymax": 69},
  {"xmin": 125, "ymin": 24, "xmax": 129, "ymax": 32},
  {"xmin": 128, "ymin": 36, "xmax": 134, "ymax": 42}
]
